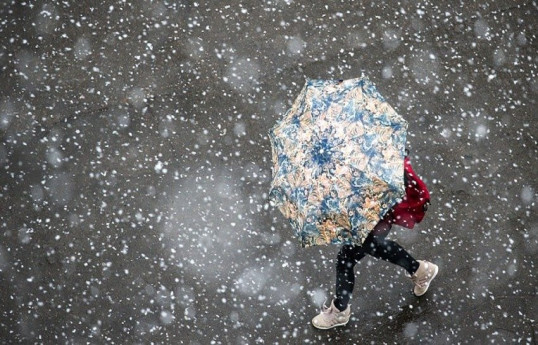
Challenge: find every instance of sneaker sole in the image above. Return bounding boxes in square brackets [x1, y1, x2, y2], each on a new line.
[312, 319, 350, 330]
[414, 264, 439, 297]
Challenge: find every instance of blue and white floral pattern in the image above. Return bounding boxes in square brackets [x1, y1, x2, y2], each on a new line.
[269, 77, 408, 247]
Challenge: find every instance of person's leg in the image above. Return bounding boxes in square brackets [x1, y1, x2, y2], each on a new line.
[334, 244, 365, 311]
[312, 244, 358, 329]
[333, 218, 421, 312]
[363, 219, 420, 275]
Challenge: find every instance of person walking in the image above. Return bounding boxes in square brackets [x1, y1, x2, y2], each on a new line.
[312, 156, 439, 330]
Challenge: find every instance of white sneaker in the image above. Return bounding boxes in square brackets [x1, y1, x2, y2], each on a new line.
[411, 260, 439, 296]
[311, 299, 351, 329]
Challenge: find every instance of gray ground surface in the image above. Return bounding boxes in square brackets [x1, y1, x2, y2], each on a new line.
[0, 0, 537, 344]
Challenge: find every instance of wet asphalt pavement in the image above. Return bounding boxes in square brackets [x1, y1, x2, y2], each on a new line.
[0, 1, 537, 344]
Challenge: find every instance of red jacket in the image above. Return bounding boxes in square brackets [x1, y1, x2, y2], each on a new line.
[389, 157, 430, 229]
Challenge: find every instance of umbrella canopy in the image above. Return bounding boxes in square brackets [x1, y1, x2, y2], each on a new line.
[269, 77, 408, 247]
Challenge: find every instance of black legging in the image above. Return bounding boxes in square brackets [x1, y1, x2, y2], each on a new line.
[334, 219, 420, 311]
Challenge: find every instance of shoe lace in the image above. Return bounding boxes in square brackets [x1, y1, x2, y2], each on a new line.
[412, 273, 430, 287]
[319, 298, 332, 314]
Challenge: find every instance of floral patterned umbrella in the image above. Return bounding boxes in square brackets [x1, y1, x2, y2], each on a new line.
[269, 77, 408, 247]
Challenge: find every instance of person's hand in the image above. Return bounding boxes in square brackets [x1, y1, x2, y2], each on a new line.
[423, 201, 430, 212]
